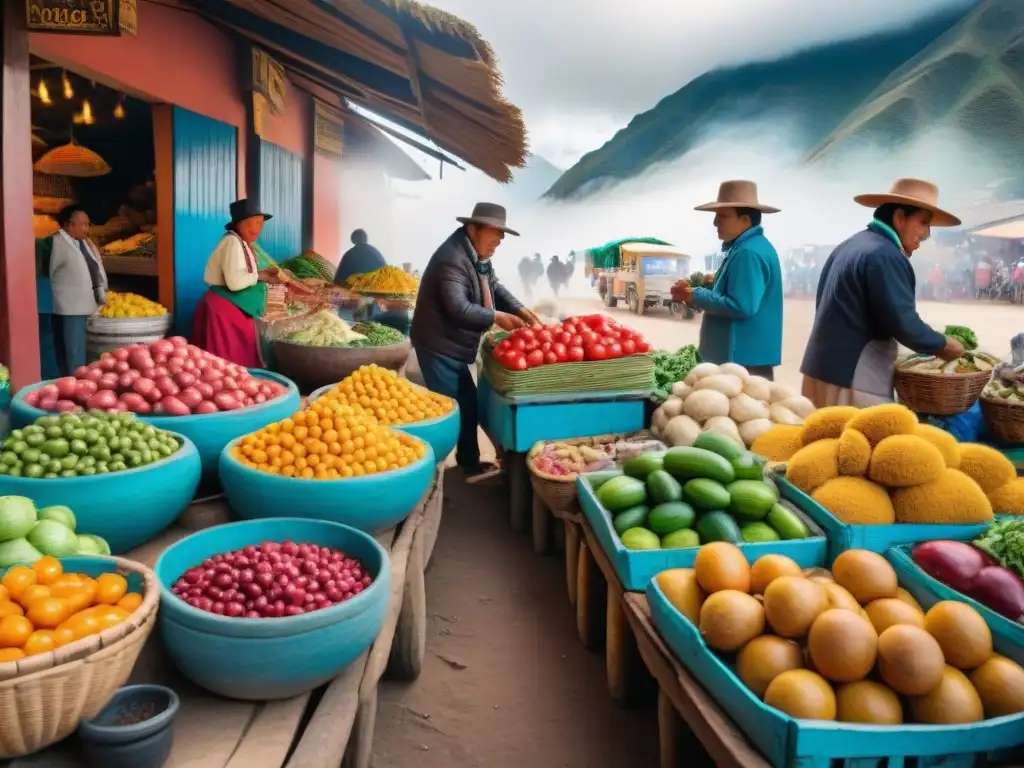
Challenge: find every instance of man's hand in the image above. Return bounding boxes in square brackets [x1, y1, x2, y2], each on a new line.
[937, 336, 966, 361]
[494, 311, 525, 331]
[518, 308, 542, 326]
[674, 283, 694, 304]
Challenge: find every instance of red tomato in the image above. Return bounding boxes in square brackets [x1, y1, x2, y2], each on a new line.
[506, 351, 528, 370]
[635, 341, 651, 353]
[541, 341, 552, 352]
[497, 339, 512, 352]
[552, 342, 567, 361]
[544, 351, 558, 365]
[608, 342, 623, 358]
[586, 344, 608, 361]
[556, 331, 572, 345]
[581, 330, 599, 345]
[621, 339, 637, 355]
[510, 337, 527, 352]
[491, 348, 504, 361]
[538, 330, 553, 343]
[601, 336, 617, 347]
[567, 346, 585, 362]
[562, 323, 578, 337]
[519, 328, 536, 342]
[525, 349, 545, 368]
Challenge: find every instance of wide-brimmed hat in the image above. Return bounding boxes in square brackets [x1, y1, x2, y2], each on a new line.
[853, 178, 960, 227]
[695, 180, 780, 213]
[225, 198, 272, 230]
[456, 202, 519, 236]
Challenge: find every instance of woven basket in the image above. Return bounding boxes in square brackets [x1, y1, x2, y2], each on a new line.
[34, 141, 111, 178]
[32, 214, 60, 240]
[528, 434, 623, 514]
[894, 369, 991, 416]
[32, 196, 74, 216]
[980, 396, 1024, 444]
[0, 556, 159, 758]
[32, 171, 74, 198]
[482, 353, 655, 396]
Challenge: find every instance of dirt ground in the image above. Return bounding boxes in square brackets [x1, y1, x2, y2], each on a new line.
[371, 295, 1021, 767]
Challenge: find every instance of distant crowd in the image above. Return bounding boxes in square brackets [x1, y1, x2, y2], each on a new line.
[518, 252, 576, 301]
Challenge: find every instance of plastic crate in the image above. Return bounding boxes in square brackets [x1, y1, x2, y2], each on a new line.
[647, 579, 1024, 768]
[887, 543, 1024, 666]
[576, 475, 828, 591]
[775, 475, 991, 564]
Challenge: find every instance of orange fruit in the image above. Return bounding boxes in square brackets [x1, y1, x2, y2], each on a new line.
[807, 609, 878, 683]
[863, 598, 924, 634]
[117, 593, 144, 613]
[835, 680, 903, 724]
[53, 626, 76, 648]
[94, 573, 128, 605]
[93, 606, 130, 631]
[909, 666, 984, 724]
[62, 610, 101, 640]
[19, 584, 52, 606]
[0, 600, 25, 618]
[736, 635, 804, 698]
[698, 590, 765, 652]
[831, 550, 898, 605]
[26, 597, 71, 630]
[32, 556, 63, 586]
[2, 566, 37, 601]
[923, 601, 992, 670]
[749, 554, 802, 595]
[0, 584, 9, 601]
[877, 624, 946, 695]
[0, 615, 34, 648]
[969, 655, 1024, 718]
[0, 647, 25, 662]
[22, 630, 56, 656]
[764, 577, 829, 638]
[694, 542, 751, 594]
[764, 670, 837, 720]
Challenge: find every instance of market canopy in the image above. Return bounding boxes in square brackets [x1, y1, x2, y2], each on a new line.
[189, 0, 526, 182]
[587, 237, 673, 269]
[973, 217, 1024, 240]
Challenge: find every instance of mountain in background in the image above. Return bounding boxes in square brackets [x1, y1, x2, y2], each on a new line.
[506, 153, 563, 202]
[543, 5, 973, 200]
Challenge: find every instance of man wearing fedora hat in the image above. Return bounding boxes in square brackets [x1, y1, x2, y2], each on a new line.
[192, 198, 279, 367]
[411, 203, 540, 475]
[801, 178, 965, 408]
[675, 181, 784, 379]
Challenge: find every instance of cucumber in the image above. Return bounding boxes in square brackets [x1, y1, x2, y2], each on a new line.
[586, 468, 624, 490]
[647, 501, 696, 535]
[727, 480, 778, 522]
[621, 528, 661, 550]
[731, 451, 765, 481]
[597, 475, 648, 513]
[695, 510, 742, 543]
[683, 478, 731, 511]
[622, 451, 666, 479]
[661, 528, 700, 549]
[740, 521, 781, 543]
[766, 502, 812, 540]
[663, 446, 736, 485]
[613, 505, 650, 535]
[693, 432, 746, 461]
[647, 469, 683, 505]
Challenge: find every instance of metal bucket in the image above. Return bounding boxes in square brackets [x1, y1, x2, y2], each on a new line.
[86, 314, 173, 361]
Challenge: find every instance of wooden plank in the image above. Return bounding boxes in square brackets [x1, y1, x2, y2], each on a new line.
[622, 593, 769, 768]
[224, 694, 311, 768]
[493, 388, 652, 406]
[166, 688, 257, 768]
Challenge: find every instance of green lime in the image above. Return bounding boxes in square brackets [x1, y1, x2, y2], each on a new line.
[20, 448, 40, 464]
[37, 415, 59, 428]
[70, 439, 88, 456]
[661, 528, 701, 549]
[24, 464, 44, 479]
[41, 438, 70, 458]
[59, 469, 77, 478]
[79, 467, 96, 476]
[89, 444, 111, 461]
[100, 426, 117, 441]
[0, 452, 17, 466]
[70, 428, 87, 440]
[25, 432, 46, 448]
[61, 454, 79, 470]
[9, 440, 28, 454]
[45, 426, 63, 439]
[620, 527, 661, 550]
[23, 425, 44, 435]
[8, 429, 23, 441]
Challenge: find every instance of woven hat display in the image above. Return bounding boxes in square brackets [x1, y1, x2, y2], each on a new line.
[32, 170, 75, 198]
[32, 195, 74, 215]
[34, 139, 111, 178]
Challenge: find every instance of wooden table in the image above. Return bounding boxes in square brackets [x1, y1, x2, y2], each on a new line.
[7, 469, 445, 768]
[622, 593, 770, 768]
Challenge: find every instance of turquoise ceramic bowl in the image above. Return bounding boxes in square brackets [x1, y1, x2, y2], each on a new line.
[218, 435, 435, 533]
[0, 432, 200, 554]
[154, 518, 390, 700]
[11, 370, 300, 480]
[308, 382, 459, 462]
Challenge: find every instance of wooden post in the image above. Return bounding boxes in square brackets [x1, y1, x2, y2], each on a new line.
[531, 493, 550, 554]
[152, 104, 176, 313]
[658, 689, 681, 768]
[575, 538, 605, 649]
[0, 0, 39, 389]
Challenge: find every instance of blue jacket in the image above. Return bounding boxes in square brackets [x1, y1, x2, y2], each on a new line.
[692, 225, 783, 367]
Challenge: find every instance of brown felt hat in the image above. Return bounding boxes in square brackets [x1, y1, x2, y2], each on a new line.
[854, 178, 961, 227]
[694, 180, 779, 213]
[456, 202, 520, 236]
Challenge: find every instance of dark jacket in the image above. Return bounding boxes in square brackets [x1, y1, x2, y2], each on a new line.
[334, 243, 386, 285]
[801, 225, 945, 393]
[410, 229, 524, 363]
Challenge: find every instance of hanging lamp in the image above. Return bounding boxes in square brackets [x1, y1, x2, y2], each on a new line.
[34, 128, 111, 178]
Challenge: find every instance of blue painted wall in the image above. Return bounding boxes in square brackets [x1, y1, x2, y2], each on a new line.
[258, 141, 303, 262]
[172, 107, 237, 337]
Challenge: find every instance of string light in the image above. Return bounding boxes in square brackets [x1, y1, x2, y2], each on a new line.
[62, 70, 73, 100]
[36, 78, 52, 105]
[113, 97, 125, 119]
[73, 99, 94, 126]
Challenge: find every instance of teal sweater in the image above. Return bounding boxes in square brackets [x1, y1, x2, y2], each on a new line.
[691, 225, 783, 367]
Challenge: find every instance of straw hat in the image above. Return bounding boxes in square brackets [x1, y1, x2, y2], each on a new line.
[694, 180, 779, 213]
[854, 178, 961, 227]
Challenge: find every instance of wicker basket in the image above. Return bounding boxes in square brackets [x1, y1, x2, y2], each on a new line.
[980, 396, 1024, 444]
[894, 369, 991, 416]
[34, 141, 111, 178]
[528, 434, 623, 514]
[32, 171, 74, 198]
[0, 556, 160, 758]
[32, 195, 75, 215]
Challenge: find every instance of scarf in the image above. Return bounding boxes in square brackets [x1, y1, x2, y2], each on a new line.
[464, 234, 494, 309]
[868, 219, 906, 255]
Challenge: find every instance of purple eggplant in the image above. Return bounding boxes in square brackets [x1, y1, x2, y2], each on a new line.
[912, 540, 986, 593]
[969, 566, 1024, 622]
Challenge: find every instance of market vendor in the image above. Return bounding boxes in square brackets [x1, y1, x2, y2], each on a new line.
[801, 178, 965, 408]
[42, 204, 109, 376]
[674, 181, 783, 380]
[411, 203, 540, 476]
[192, 199, 279, 368]
[333, 229, 385, 286]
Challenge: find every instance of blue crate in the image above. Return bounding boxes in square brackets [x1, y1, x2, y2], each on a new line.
[647, 578, 1024, 768]
[887, 543, 1024, 666]
[775, 475, 991, 564]
[576, 475, 829, 592]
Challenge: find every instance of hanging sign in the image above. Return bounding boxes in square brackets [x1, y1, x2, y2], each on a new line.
[252, 48, 286, 116]
[314, 101, 344, 159]
[26, 0, 137, 36]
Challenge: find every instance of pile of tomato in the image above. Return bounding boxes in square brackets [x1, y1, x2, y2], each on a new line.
[491, 314, 651, 370]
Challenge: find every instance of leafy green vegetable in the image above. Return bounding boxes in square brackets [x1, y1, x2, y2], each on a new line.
[0, 496, 38, 542]
[944, 324, 978, 351]
[688, 272, 706, 287]
[974, 517, 1024, 577]
[0, 538, 43, 568]
[27, 519, 79, 557]
[0, 363, 8, 383]
[652, 345, 700, 397]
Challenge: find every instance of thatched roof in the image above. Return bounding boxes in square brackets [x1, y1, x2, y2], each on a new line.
[192, 0, 526, 182]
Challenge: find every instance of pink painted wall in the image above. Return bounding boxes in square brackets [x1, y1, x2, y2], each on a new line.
[260, 86, 309, 157]
[312, 151, 344, 263]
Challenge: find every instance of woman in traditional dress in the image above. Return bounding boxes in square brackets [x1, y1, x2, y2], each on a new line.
[192, 199, 278, 367]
